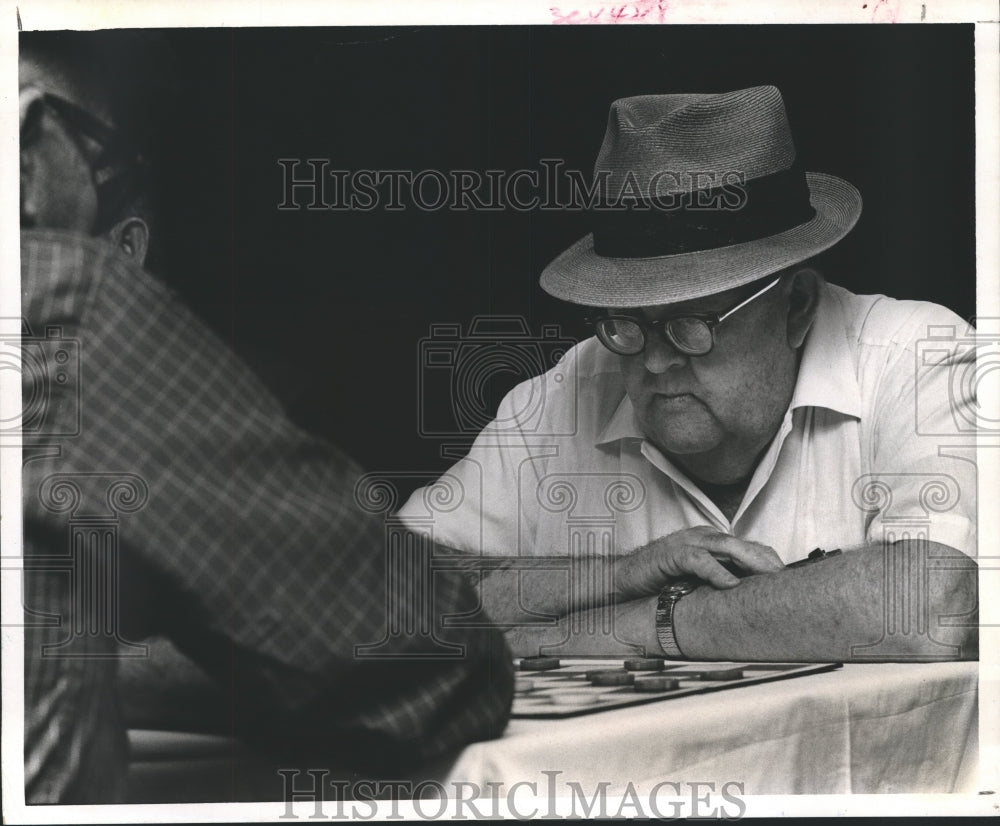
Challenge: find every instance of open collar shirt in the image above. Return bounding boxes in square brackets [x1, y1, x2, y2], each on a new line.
[400, 283, 977, 564]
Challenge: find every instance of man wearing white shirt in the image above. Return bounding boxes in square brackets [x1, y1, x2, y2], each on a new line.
[400, 86, 978, 663]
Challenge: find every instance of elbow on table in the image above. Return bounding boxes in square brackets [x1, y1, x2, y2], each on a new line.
[891, 544, 979, 662]
[934, 549, 979, 661]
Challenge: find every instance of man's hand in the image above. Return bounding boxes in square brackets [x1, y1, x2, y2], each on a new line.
[477, 527, 784, 625]
[615, 526, 785, 599]
[508, 541, 979, 662]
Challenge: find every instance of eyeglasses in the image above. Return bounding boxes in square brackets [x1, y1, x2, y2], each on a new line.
[20, 91, 146, 234]
[587, 277, 781, 357]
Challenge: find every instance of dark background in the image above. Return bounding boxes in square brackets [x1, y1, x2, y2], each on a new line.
[134, 26, 975, 487]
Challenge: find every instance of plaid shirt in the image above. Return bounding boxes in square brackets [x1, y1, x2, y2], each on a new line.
[21, 230, 513, 804]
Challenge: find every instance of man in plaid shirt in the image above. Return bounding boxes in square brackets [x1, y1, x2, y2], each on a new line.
[19, 32, 512, 804]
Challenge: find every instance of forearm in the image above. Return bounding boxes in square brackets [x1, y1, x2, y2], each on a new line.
[679, 541, 978, 662]
[478, 556, 621, 624]
[504, 594, 660, 658]
[159, 544, 515, 766]
[475, 524, 780, 624]
[168, 630, 514, 772]
[505, 541, 978, 662]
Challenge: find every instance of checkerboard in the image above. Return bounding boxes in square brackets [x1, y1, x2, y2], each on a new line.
[513, 657, 841, 718]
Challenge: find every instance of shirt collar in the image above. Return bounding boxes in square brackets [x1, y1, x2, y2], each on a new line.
[21, 228, 124, 287]
[787, 282, 862, 418]
[595, 391, 642, 447]
[594, 282, 862, 448]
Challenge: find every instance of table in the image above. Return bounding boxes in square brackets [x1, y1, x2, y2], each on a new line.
[446, 662, 979, 795]
[126, 662, 978, 802]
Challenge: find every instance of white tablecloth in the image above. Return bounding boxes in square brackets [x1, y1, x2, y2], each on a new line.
[447, 662, 979, 795]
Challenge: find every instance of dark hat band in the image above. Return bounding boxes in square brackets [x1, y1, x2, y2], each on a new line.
[591, 165, 816, 258]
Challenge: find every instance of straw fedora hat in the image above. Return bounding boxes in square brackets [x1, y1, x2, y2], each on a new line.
[539, 86, 862, 307]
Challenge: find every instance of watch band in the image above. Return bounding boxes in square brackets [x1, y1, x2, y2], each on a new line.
[655, 578, 698, 659]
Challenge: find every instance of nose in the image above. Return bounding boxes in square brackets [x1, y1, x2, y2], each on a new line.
[641, 333, 688, 374]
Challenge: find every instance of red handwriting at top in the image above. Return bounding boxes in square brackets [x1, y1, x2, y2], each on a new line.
[865, 0, 901, 22]
[551, 1, 671, 24]
[553, 0, 908, 25]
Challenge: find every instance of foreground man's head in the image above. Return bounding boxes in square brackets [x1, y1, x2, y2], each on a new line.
[19, 32, 166, 265]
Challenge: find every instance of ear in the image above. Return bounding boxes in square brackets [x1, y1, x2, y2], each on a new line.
[106, 216, 150, 267]
[782, 266, 823, 349]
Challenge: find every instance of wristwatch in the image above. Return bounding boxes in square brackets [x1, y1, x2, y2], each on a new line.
[655, 578, 698, 659]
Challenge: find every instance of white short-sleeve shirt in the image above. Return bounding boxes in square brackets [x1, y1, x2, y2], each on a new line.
[399, 284, 978, 563]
